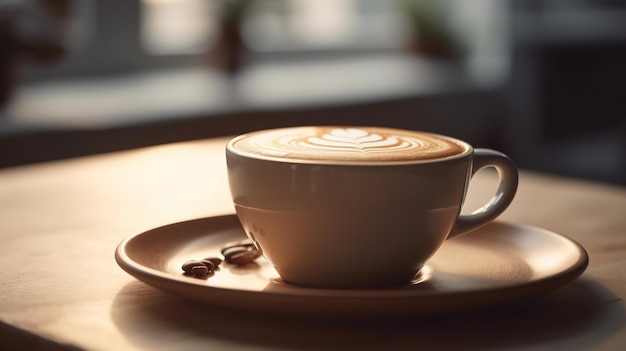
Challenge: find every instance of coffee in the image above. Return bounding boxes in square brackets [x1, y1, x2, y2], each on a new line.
[229, 126, 469, 163]
[226, 126, 518, 288]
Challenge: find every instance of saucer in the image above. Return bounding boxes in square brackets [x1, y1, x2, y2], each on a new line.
[115, 215, 588, 317]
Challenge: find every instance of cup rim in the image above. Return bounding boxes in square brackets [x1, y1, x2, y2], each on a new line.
[226, 126, 473, 166]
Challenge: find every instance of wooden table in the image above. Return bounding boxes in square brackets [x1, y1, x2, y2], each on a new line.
[1, 137, 625, 350]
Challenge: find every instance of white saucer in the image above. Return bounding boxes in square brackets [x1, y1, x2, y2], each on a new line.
[115, 215, 588, 317]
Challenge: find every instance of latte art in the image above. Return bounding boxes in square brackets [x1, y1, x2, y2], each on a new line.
[230, 127, 469, 163]
[304, 128, 409, 151]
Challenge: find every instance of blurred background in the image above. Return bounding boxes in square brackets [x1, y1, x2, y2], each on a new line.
[0, 0, 624, 185]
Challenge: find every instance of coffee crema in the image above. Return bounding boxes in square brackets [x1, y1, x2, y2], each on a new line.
[229, 126, 469, 163]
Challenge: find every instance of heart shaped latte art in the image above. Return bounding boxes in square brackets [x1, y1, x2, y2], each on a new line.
[304, 128, 406, 150]
[232, 127, 468, 162]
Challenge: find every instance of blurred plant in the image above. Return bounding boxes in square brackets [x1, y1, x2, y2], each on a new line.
[211, 0, 255, 74]
[220, 0, 255, 20]
[399, 0, 464, 59]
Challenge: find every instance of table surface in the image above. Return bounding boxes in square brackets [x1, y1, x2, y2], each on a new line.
[1, 137, 625, 351]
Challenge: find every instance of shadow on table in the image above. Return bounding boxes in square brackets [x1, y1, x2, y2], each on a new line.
[111, 278, 623, 350]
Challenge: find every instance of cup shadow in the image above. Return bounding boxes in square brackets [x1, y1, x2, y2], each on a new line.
[111, 278, 623, 350]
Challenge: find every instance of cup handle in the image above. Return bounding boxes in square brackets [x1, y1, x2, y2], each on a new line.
[448, 149, 519, 239]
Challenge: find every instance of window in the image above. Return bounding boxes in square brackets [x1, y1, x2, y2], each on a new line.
[241, 0, 408, 52]
[141, 0, 218, 55]
[16, 0, 508, 84]
[19, 0, 412, 81]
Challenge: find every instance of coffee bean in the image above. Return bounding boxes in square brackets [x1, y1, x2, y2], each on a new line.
[239, 243, 256, 250]
[200, 259, 215, 271]
[221, 241, 261, 266]
[191, 265, 209, 276]
[225, 249, 261, 265]
[182, 260, 205, 274]
[182, 240, 261, 279]
[202, 257, 223, 267]
[221, 241, 255, 256]
[221, 245, 247, 257]
[222, 247, 246, 258]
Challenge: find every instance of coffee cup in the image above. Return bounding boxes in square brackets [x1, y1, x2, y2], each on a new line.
[226, 126, 518, 289]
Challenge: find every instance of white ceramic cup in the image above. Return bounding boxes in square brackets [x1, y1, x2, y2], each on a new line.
[226, 126, 518, 289]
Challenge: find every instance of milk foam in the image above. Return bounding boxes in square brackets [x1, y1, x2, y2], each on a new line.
[231, 127, 469, 162]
